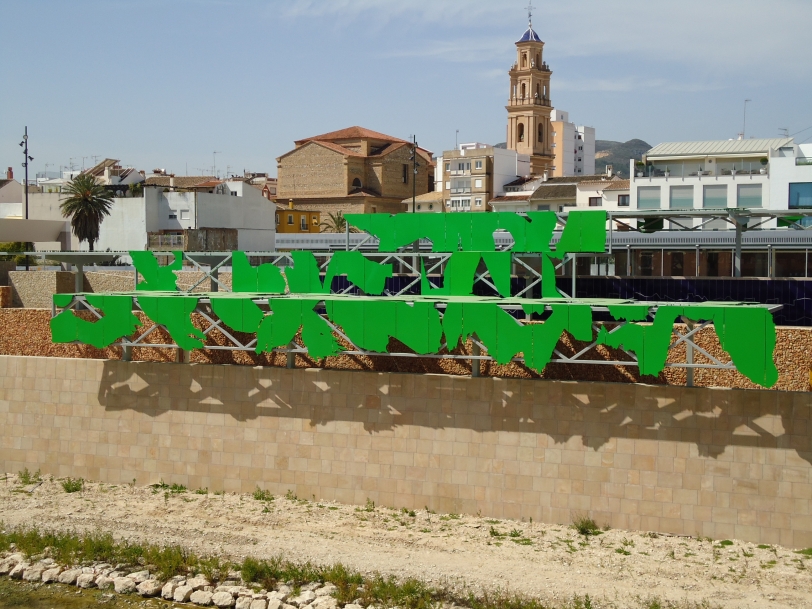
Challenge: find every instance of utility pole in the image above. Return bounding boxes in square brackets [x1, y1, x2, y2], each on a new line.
[410, 135, 420, 213]
[20, 127, 33, 270]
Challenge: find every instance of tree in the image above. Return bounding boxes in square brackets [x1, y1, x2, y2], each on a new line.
[320, 211, 353, 233]
[59, 174, 114, 251]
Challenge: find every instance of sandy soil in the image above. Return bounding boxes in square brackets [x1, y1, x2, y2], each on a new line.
[3, 477, 812, 608]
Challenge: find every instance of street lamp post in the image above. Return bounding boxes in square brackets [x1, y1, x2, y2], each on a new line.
[20, 126, 33, 270]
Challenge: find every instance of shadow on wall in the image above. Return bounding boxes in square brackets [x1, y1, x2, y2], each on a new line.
[97, 359, 812, 465]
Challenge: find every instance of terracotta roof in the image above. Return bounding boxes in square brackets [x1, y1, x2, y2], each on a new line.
[530, 184, 577, 200]
[401, 191, 444, 204]
[348, 187, 381, 197]
[296, 126, 411, 146]
[603, 180, 630, 191]
[144, 176, 216, 188]
[312, 140, 365, 157]
[504, 176, 538, 188]
[491, 194, 531, 203]
[193, 180, 223, 188]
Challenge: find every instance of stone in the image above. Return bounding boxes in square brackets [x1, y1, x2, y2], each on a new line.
[266, 600, 282, 609]
[301, 583, 321, 592]
[212, 591, 236, 607]
[0, 554, 23, 576]
[114, 577, 137, 594]
[311, 598, 337, 609]
[41, 567, 62, 583]
[137, 579, 163, 597]
[276, 585, 292, 597]
[58, 569, 81, 585]
[288, 590, 316, 607]
[187, 576, 211, 591]
[174, 585, 194, 602]
[22, 565, 46, 582]
[162, 580, 180, 599]
[282, 605, 297, 609]
[343, 605, 364, 609]
[95, 575, 114, 589]
[128, 570, 150, 583]
[315, 584, 337, 597]
[76, 573, 98, 588]
[81, 567, 95, 574]
[268, 591, 288, 602]
[250, 600, 267, 609]
[235, 597, 253, 609]
[9, 563, 28, 579]
[191, 590, 214, 605]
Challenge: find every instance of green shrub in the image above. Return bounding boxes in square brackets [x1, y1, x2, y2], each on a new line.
[571, 514, 601, 536]
[18, 468, 41, 485]
[252, 487, 274, 502]
[61, 478, 84, 493]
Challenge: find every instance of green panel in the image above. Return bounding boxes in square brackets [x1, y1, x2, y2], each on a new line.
[435, 252, 482, 296]
[300, 303, 342, 359]
[325, 300, 369, 350]
[131, 251, 182, 291]
[712, 306, 777, 388]
[255, 299, 302, 353]
[325, 251, 393, 295]
[481, 252, 512, 298]
[607, 304, 651, 322]
[210, 297, 265, 333]
[496, 212, 529, 252]
[420, 215, 448, 251]
[393, 214, 423, 249]
[525, 211, 557, 253]
[554, 211, 607, 256]
[492, 306, 528, 364]
[599, 305, 683, 377]
[461, 303, 499, 360]
[522, 304, 567, 371]
[443, 214, 473, 251]
[364, 299, 397, 352]
[138, 295, 205, 350]
[50, 295, 141, 348]
[567, 304, 594, 342]
[285, 251, 327, 294]
[470, 215, 500, 251]
[394, 301, 442, 354]
[346, 214, 398, 251]
[54, 294, 73, 308]
[540, 254, 560, 298]
[50, 309, 79, 344]
[232, 251, 285, 293]
[442, 302, 464, 350]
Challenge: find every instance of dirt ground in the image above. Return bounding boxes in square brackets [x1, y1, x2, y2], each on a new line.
[3, 477, 812, 609]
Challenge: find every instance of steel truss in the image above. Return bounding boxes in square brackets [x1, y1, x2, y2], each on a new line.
[57, 293, 774, 382]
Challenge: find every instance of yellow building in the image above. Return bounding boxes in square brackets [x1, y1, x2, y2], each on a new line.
[274, 203, 321, 234]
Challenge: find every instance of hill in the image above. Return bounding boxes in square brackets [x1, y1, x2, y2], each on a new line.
[595, 139, 651, 177]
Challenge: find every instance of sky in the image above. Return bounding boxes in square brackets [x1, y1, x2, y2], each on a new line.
[2, 0, 812, 179]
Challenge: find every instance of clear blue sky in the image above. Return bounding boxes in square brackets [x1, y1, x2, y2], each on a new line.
[2, 0, 811, 179]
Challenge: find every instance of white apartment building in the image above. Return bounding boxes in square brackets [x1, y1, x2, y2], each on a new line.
[551, 109, 596, 177]
[629, 138, 812, 227]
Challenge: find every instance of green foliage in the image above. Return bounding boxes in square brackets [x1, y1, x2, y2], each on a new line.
[59, 174, 114, 251]
[150, 480, 186, 494]
[0, 242, 33, 265]
[717, 540, 734, 547]
[252, 487, 273, 502]
[60, 478, 84, 493]
[320, 211, 352, 234]
[571, 514, 601, 537]
[795, 548, 812, 556]
[195, 487, 208, 495]
[17, 468, 41, 485]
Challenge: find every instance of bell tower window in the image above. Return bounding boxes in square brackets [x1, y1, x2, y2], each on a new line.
[521, 83, 526, 98]
[536, 53, 541, 68]
[352, 178, 362, 189]
[538, 124, 544, 143]
[518, 123, 525, 142]
[522, 53, 527, 68]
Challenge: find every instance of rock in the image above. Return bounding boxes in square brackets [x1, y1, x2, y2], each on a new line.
[128, 570, 150, 583]
[191, 590, 214, 605]
[76, 573, 97, 588]
[268, 591, 288, 602]
[187, 577, 211, 591]
[288, 590, 316, 607]
[301, 583, 321, 592]
[81, 567, 95, 574]
[315, 584, 337, 597]
[22, 565, 46, 581]
[343, 605, 364, 609]
[311, 598, 337, 609]
[0, 554, 23, 575]
[58, 569, 81, 585]
[95, 575, 114, 589]
[235, 597, 253, 609]
[267, 600, 282, 609]
[9, 563, 28, 579]
[114, 577, 137, 594]
[212, 591, 236, 607]
[137, 579, 163, 597]
[41, 567, 62, 583]
[174, 585, 194, 602]
[250, 600, 267, 609]
[282, 605, 297, 609]
[162, 581, 180, 599]
[276, 585, 292, 597]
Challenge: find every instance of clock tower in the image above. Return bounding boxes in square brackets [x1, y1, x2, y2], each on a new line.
[506, 5, 554, 175]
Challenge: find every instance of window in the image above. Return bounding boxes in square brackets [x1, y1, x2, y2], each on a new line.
[637, 186, 660, 210]
[466, 162, 471, 171]
[352, 177, 362, 189]
[287, 214, 294, 225]
[180, 210, 190, 220]
[428, 204, 433, 210]
[670, 185, 693, 209]
[312, 215, 318, 225]
[445, 181, 450, 189]
[474, 179, 482, 188]
[617, 194, 630, 207]
[458, 163, 465, 171]
[522, 53, 527, 67]
[231, 191, 237, 196]
[475, 160, 482, 170]
[521, 83, 526, 98]
[738, 183, 762, 208]
[275, 213, 280, 225]
[417, 204, 421, 210]
[671, 252, 685, 276]
[300, 216, 307, 230]
[703, 184, 727, 209]
[475, 198, 482, 207]
[402, 164, 409, 184]
[168, 213, 177, 219]
[445, 163, 450, 171]
[538, 124, 543, 143]
[789, 183, 812, 208]
[517, 123, 525, 142]
[588, 197, 602, 207]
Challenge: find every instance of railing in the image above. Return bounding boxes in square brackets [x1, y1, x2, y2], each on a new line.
[508, 97, 551, 107]
[148, 234, 184, 249]
[450, 188, 471, 194]
[636, 165, 769, 178]
[796, 158, 812, 166]
[449, 170, 470, 176]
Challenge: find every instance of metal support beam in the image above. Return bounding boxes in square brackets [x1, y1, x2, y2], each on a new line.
[122, 345, 132, 362]
[471, 337, 481, 378]
[571, 254, 577, 298]
[286, 342, 296, 369]
[210, 267, 219, 293]
[734, 219, 743, 277]
[74, 263, 84, 294]
[175, 348, 189, 363]
[685, 320, 694, 387]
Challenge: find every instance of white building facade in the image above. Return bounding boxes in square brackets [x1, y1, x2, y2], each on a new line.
[551, 109, 596, 177]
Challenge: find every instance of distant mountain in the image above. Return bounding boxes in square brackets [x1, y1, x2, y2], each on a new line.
[493, 142, 507, 149]
[595, 139, 651, 177]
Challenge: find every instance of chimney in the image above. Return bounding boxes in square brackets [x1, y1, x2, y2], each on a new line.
[606, 164, 613, 177]
[542, 171, 548, 182]
[5, 167, 12, 180]
[169, 174, 176, 190]
[288, 199, 294, 209]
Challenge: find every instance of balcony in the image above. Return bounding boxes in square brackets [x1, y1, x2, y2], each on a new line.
[507, 96, 551, 108]
[449, 170, 471, 176]
[450, 187, 472, 195]
[149, 233, 184, 249]
[635, 162, 769, 179]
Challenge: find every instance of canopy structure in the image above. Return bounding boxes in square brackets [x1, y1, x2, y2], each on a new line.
[0, 218, 64, 242]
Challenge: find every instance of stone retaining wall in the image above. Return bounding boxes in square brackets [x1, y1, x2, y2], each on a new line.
[2, 354, 812, 546]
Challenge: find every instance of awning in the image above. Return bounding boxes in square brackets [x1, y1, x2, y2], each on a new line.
[0, 218, 66, 242]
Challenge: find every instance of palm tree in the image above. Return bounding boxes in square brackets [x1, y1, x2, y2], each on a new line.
[320, 211, 352, 233]
[59, 174, 114, 251]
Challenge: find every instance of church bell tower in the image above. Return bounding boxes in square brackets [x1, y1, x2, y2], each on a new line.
[506, 4, 554, 175]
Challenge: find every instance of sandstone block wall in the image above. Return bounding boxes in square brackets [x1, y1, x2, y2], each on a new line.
[2, 354, 812, 547]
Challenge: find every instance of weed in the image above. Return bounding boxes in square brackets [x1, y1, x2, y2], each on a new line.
[717, 539, 734, 547]
[17, 468, 41, 485]
[795, 548, 812, 556]
[364, 498, 375, 512]
[400, 508, 416, 518]
[621, 537, 634, 547]
[151, 480, 186, 494]
[510, 538, 533, 546]
[615, 548, 631, 556]
[284, 490, 298, 501]
[252, 487, 274, 502]
[509, 529, 523, 538]
[571, 514, 601, 537]
[761, 560, 777, 569]
[485, 519, 500, 524]
[195, 488, 209, 495]
[667, 550, 676, 559]
[757, 544, 772, 550]
[447, 513, 461, 520]
[61, 478, 84, 493]
[742, 550, 753, 557]
[489, 527, 504, 538]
